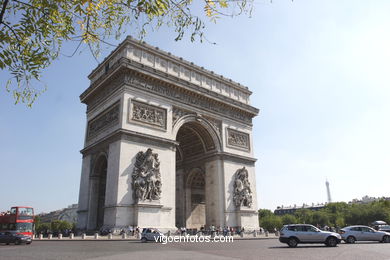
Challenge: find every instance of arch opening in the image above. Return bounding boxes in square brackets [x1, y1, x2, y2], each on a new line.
[175, 121, 217, 231]
[93, 155, 107, 230]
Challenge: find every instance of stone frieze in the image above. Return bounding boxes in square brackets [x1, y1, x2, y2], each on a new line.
[131, 100, 167, 130]
[125, 72, 253, 124]
[227, 128, 250, 151]
[87, 103, 120, 139]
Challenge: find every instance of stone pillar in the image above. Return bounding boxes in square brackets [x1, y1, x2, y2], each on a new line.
[102, 141, 121, 227]
[77, 154, 92, 230]
[175, 168, 185, 228]
[86, 176, 99, 230]
[205, 158, 225, 228]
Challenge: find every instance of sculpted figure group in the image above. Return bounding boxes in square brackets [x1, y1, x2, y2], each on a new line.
[233, 167, 253, 208]
[132, 148, 162, 202]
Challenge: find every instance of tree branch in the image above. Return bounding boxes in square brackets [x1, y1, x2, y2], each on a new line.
[0, 21, 20, 44]
[0, 0, 9, 24]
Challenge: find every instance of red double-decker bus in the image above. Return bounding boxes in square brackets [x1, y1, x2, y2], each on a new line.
[0, 207, 34, 237]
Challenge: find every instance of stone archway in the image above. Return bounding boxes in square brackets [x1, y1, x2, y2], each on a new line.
[185, 168, 205, 229]
[88, 154, 107, 230]
[175, 118, 220, 230]
[77, 38, 260, 233]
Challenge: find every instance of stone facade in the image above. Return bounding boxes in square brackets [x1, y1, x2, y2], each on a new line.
[77, 37, 260, 232]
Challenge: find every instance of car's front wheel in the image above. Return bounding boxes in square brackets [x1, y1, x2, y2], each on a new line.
[383, 235, 390, 243]
[287, 237, 298, 248]
[326, 237, 338, 247]
[14, 240, 21, 245]
[346, 236, 356, 244]
[141, 237, 147, 243]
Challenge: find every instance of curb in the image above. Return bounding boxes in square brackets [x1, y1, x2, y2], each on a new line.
[32, 236, 279, 242]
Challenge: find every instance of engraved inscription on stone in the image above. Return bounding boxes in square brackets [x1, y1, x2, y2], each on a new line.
[227, 128, 250, 150]
[87, 103, 120, 138]
[233, 167, 252, 208]
[131, 100, 167, 129]
[132, 148, 162, 202]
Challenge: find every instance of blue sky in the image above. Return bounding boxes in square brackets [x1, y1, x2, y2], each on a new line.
[1, 0, 389, 213]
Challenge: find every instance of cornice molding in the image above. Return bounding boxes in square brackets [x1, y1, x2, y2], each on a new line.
[88, 36, 252, 97]
[80, 128, 178, 155]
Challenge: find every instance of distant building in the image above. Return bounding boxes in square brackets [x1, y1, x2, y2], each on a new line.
[348, 196, 390, 205]
[38, 204, 78, 223]
[274, 196, 390, 215]
[274, 203, 326, 215]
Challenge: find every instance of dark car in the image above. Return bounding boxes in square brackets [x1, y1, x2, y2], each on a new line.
[0, 231, 32, 245]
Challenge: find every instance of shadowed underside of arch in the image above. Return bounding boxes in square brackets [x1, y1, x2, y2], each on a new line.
[94, 155, 107, 230]
[176, 122, 215, 162]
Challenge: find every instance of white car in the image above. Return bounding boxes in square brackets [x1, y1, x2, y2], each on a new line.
[279, 224, 341, 247]
[340, 225, 390, 243]
[140, 228, 164, 242]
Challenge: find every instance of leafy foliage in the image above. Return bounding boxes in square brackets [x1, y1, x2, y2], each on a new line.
[0, 0, 253, 106]
[258, 200, 390, 231]
[34, 218, 74, 233]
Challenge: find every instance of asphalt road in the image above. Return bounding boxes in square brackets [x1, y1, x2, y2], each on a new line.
[1, 239, 390, 260]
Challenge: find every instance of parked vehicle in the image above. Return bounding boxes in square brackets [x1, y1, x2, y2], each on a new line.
[378, 225, 390, 233]
[0, 231, 32, 245]
[340, 225, 390, 243]
[140, 228, 164, 242]
[372, 220, 388, 231]
[279, 224, 341, 248]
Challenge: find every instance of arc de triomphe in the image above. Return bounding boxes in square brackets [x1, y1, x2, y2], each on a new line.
[77, 37, 259, 232]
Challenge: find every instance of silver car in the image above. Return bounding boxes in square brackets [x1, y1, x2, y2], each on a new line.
[140, 228, 164, 242]
[279, 224, 341, 247]
[340, 225, 390, 243]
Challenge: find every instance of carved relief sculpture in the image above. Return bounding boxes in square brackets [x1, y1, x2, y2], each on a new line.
[126, 72, 254, 124]
[204, 116, 222, 135]
[131, 100, 167, 129]
[233, 167, 252, 208]
[227, 128, 250, 151]
[132, 148, 162, 202]
[172, 106, 194, 125]
[87, 103, 120, 139]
